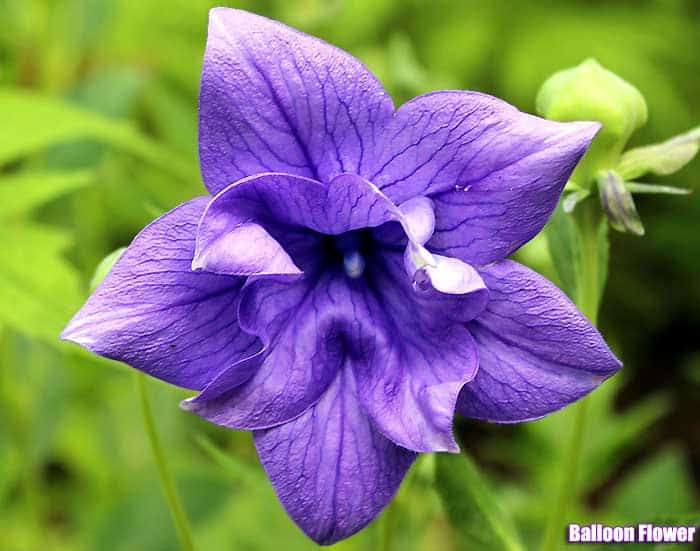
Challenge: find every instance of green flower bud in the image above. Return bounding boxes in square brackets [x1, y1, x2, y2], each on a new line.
[536, 59, 648, 187]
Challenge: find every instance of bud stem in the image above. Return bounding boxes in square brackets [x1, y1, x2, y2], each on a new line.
[576, 201, 603, 325]
[541, 201, 604, 551]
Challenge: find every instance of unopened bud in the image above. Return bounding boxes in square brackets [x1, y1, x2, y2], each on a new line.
[597, 170, 644, 236]
[537, 59, 647, 186]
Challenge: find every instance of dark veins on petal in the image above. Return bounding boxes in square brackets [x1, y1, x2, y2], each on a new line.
[457, 260, 621, 422]
[199, 8, 394, 195]
[63, 8, 614, 547]
[254, 367, 416, 545]
[62, 198, 260, 390]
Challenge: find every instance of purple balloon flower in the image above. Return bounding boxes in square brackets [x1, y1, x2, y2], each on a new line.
[62, 8, 621, 545]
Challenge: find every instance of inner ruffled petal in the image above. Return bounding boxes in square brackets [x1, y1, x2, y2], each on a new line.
[186, 251, 481, 453]
[193, 220, 302, 276]
[193, 172, 405, 277]
[398, 196, 435, 245]
[192, 170, 489, 322]
[402, 246, 490, 322]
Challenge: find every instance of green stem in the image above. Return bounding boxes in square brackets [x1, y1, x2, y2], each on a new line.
[541, 202, 604, 551]
[380, 454, 428, 551]
[576, 201, 603, 325]
[540, 400, 590, 551]
[136, 373, 195, 551]
[380, 497, 398, 551]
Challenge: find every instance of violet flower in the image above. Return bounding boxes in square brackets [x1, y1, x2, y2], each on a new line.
[62, 8, 621, 545]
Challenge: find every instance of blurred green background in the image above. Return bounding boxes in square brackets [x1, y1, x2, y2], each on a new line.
[1, 0, 698, 549]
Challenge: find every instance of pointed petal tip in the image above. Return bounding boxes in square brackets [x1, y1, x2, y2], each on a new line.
[588, 363, 621, 389]
[608, 354, 624, 373]
[545, 119, 603, 151]
[190, 255, 204, 272]
[179, 397, 197, 411]
[383, 431, 461, 454]
[59, 322, 74, 342]
[207, 6, 267, 34]
[208, 6, 228, 16]
[585, 119, 604, 139]
[439, 438, 461, 454]
[586, 119, 604, 132]
[596, 336, 623, 375]
[394, 426, 460, 454]
[560, 119, 603, 144]
[59, 319, 90, 348]
[208, 6, 242, 24]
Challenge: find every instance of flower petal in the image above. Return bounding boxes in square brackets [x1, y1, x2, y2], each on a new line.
[398, 197, 435, 244]
[184, 272, 351, 429]
[192, 220, 303, 276]
[423, 255, 486, 295]
[457, 260, 621, 422]
[401, 248, 490, 323]
[254, 368, 416, 545]
[61, 198, 259, 390]
[193, 172, 404, 276]
[371, 91, 600, 264]
[199, 8, 394, 194]
[408, 252, 488, 298]
[188, 247, 483, 448]
[352, 253, 481, 452]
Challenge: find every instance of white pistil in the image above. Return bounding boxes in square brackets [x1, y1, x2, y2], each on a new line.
[343, 250, 366, 278]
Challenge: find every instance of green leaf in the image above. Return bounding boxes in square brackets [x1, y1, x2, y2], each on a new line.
[89, 247, 126, 291]
[435, 452, 525, 551]
[386, 33, 431, 97]
[195, 435, 266, 489]
[545, 203, 583, 302]
[0, 88, 199, 183]
[0, 171, 93, 219]
[524, 378, 670, 496]
[626, 182, 691, 195]
[597, 170, 645, 236]
[606, 448, 697, 518]
[617, 126, 700, 180]
[0, 223, 82, 342]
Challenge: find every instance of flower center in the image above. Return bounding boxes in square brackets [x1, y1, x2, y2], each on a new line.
[343, 250, 365, 279]
[321, 230, 371, 279]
